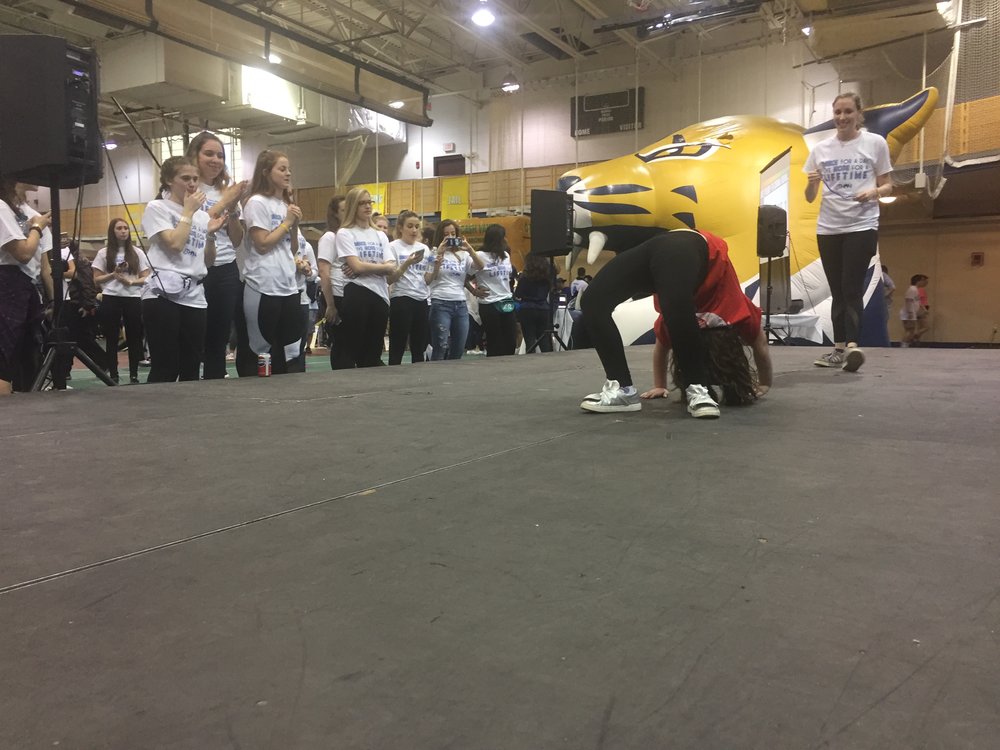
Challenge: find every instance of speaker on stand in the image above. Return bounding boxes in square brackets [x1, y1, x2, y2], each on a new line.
[0, 34, 112, 390]
[757, 205, 789, 345]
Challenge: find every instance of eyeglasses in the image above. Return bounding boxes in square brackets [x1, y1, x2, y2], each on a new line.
[358, 200, 373, 206]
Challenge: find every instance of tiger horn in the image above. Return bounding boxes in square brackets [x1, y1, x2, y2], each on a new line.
[587, 231, 607, 265]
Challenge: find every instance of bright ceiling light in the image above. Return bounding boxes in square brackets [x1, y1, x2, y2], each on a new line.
[802, 25, 812, 36]
[103, 140, 118, 151]
[500, 71, 520, 93]
[268, 53, 282, 64]
[389, 100, 405, 109]
[472, 1, 495, 27]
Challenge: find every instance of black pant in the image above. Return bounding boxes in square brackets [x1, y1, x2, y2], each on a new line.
[99, 295, 143, 380]
[141, 297, 207, 382]
[582, 231, 708, 388]
[479, 302, 518, 357]
[340, 284, 389, 368]
[327, 295, 354, 370]
[817, 230, 877, 345]
[388, 295, 430, 365]
[518, 307, 553, 353]
[243, 288, 305, 376]
[202, 261, 241, 379]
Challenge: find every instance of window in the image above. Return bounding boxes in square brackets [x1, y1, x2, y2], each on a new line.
[155, 130, 243, 183]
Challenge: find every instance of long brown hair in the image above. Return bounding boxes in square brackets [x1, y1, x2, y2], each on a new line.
[433, 219, 460, 248]
[106, 217, 140, 274]
[395, 210, 420, 240]
[249, 149, 291, 202]
[520, 254, 552, 284]
[185, 131, 231, 188]
[156, 156, 197, 200]
[0, 176, 18, 213]
[326, 195, 345, 232]
[670, 327, 758, 405]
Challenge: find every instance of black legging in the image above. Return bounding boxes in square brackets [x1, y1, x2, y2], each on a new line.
[388, 295, 430, 365]
[478, 302, 518, 356]
[328, 294, 353, 370]
[141, 297, 207, 382]
[581, 231, 709, 389]
[202, 260, 241, 379]
[99, 295, 143, 380]
[518, 307, 553, 353]
[817, 230, 877, 345]
[340, 284, 389, 368]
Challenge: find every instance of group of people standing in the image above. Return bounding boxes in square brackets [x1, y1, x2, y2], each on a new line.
[317, 195, 544, 368]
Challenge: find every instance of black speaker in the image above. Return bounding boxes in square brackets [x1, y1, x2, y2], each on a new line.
[530, 189, 574, 256]
[0, 35, 103, 188]
[757, 204, 787, 258]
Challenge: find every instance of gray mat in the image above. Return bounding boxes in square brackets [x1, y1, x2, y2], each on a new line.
[2, 347, 999, 749]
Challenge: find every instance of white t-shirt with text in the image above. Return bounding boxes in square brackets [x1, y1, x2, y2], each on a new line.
[388, 239, 431, 301]
[335, 225, 393, 304]
[200, 183, 242, 266]
[803, 130, 892, 235]
[472, 251, 514, 303]
[316, 230, 346, 298]
[140, 198, 211, 308]
[428, 250, 475, 302]
[243, 194, 299, 297]
[93, 245, 151, 298]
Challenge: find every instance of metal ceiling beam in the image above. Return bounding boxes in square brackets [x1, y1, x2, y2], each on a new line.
[491, 0, 588, 61]
[378, 0, 526, 69]
[315, 0, 483, 77]
[570, 0, 676, 73]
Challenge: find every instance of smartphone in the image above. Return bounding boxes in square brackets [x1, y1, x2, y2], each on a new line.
[446, 236, 461, 247]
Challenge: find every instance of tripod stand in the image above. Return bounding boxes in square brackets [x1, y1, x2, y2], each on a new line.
[525, 257, 570, 353]
[761, 254, 788, 346]
[30, 174, 116, 390]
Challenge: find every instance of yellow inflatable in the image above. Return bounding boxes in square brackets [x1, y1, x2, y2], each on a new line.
[557, 88, 937, 344]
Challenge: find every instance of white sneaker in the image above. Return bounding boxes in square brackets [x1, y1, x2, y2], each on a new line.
[686, 384, 720, 419]
[843, 347, 865, 372]
[814, 350, 846, 368]
[581, 379, 641, 413]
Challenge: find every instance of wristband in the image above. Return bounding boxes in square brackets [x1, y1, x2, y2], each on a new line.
[177, 216, 192, 225]
[28, 225, 43, 236]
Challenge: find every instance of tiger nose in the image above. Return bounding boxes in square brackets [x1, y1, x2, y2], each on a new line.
[557, 175, 581, 192]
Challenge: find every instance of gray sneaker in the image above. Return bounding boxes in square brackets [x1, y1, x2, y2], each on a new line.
[843, 347, 865, 372]
[814, 350, 846, 368]
[686, 384, 720, 419]
[581, 379, 641, 413]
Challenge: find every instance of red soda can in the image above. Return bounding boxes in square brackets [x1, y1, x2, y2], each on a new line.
[257, 353, 272, 377]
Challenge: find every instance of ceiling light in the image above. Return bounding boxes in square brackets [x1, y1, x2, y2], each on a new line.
[389, 100, 405, 109]
[472, 0, 495, 27]
[103, 140, 118, 151]
[500, 71, 520, 93]
[802, 25, 812, 36]
[268, 53, 282, 64]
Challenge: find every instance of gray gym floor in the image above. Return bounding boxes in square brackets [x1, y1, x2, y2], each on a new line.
[2, 346, 998, 749]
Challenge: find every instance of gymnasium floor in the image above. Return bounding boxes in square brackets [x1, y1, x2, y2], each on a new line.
[2, 346, 998, 749]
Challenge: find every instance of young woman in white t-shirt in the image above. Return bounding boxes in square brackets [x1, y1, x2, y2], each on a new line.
[185, 131, 248, 379]
[386, 210, 432, 365]
[334, 187, 397, 368]
[241, 149, 306, 376]
[92, 218, 151, 383]
[140, 156, 224, 383]
[315, 195, 348, 369]
[425, 219, 483, 361]
[471, 224, 518, 357]
[804, 92, 892, 373]
[0, 176, 51, 395]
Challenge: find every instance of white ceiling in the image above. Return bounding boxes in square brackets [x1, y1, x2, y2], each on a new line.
[0, 0, 952, 139]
